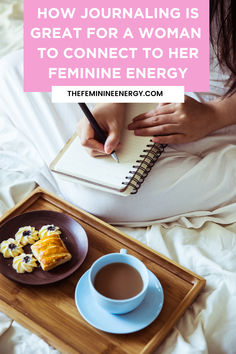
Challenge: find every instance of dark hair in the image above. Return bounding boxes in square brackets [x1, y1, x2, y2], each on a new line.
[210, 0, 236, 95]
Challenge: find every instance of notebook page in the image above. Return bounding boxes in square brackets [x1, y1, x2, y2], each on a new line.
[54, 103, 157, 191]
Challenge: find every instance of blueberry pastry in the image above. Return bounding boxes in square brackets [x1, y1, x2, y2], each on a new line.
[0, 238, 23, 258]
[39, 224, 61, 239]
[13, 253, 38, 273]
[15, 226, 39, 246]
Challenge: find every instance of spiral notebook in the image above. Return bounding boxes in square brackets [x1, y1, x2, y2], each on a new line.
[50, 103, 166, 196]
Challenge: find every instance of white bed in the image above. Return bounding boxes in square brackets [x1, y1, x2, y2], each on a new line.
[1, 1, 236, 353]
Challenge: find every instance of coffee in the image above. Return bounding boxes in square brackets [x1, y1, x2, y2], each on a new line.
[93, 262, 143, 300]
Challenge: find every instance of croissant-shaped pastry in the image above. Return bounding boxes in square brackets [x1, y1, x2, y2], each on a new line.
[31, 234, 72, 271]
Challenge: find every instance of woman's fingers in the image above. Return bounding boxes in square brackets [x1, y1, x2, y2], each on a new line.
[128, 114, 177, 130]
[104, 130, 121, 154]
[78, 122, 105, 154]
[81, 138, 105, 154]
[155, 103, 175, 115]
[77, 104, 126, 157]
[133, 124, 181, 137]
[152, 134, 185, 144]
[77, 118, 122, 156]
[84, 148, 107, 157]
[132, 109, 157, 121]
[132, 103, 175, 122]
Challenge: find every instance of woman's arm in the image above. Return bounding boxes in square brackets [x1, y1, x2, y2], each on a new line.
[128, 94, 236, 144]
[77, 103, 126, 156]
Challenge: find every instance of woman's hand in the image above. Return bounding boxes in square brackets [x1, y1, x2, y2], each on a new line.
[128, 95, 222, 144]
[77, 103, 125, 157]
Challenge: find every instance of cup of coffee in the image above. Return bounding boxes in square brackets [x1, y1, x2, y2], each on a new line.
[89, 249, 149, 314]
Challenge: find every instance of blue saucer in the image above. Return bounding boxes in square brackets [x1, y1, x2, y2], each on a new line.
[75, 269, 164, 334]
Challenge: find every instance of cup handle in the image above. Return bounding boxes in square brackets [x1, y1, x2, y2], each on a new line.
[120, 249, 127, 254]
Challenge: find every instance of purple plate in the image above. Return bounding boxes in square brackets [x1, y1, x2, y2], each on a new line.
[0, 210, 88, 285]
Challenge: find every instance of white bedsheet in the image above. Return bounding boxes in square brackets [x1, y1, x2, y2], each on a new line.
[1, 2, 236, 354]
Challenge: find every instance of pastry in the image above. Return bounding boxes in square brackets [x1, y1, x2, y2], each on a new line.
[15, 226, 39, 246]
[0, 238, 23, 258]
[13, 253, 38, 273]
[31, 234, 72, 271]
[39, 224, 61, 239]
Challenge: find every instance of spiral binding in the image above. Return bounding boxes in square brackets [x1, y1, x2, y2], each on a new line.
[122, 142, 167, 194]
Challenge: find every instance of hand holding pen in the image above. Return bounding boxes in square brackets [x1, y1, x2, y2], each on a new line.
[77, 103, 126, 162]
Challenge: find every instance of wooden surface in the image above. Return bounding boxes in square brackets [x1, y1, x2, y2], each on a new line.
[0, 188, 205, 354]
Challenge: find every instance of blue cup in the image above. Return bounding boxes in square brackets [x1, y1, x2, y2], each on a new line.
[89, 249, 149, 314]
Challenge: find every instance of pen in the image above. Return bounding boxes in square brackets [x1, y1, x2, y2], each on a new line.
[78, 103, 119, 163]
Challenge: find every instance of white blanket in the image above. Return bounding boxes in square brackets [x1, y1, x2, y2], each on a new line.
[1, 2, 236, 354]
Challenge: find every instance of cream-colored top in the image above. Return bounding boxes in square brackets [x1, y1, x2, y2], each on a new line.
[15, 226, 39, 246]
[39, 225, 61, 239]
[13, 253, 38, 273]
[0, 238, 23, 258]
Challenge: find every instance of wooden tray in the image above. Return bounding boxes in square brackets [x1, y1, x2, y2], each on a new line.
[0, 188, 205, 354]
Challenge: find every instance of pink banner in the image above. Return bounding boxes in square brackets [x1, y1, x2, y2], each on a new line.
[24, 0, 209, 92]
